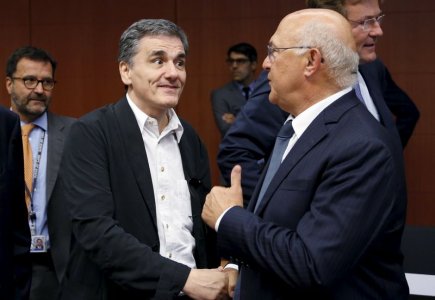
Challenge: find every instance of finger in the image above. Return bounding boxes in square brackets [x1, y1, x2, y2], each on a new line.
[230, 165, 242, 190]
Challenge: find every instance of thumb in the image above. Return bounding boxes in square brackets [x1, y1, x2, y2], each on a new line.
[230, 165, 242, 191]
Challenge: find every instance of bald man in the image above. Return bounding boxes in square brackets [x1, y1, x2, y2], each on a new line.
[203, 9, 408, 299]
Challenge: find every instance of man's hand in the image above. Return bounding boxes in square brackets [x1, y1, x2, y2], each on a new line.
[222, 113, 236, 124]
[202, 165, 243, 229]
[182, 268, 229, 300]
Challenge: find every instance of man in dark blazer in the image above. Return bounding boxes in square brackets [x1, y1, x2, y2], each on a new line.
[217, 0, 419, 202]
[203, 9, 408, 299]
[60, 19, 228, 300]
[6, 46, 75, 299]
[0, 105, 31, 300]
[211, 43, 258, 137]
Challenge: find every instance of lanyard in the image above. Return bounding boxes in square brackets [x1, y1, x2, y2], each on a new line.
[25, 130, 46, 232]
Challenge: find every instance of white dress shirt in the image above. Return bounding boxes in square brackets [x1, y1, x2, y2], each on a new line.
[127, 95, 196, 268]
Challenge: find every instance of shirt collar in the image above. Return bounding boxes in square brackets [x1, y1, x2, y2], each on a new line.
[20, 111, 48, 131]
[285, 87, 352, 139]
[126, 93, 184, 142]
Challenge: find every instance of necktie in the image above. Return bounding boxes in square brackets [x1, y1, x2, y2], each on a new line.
[22, 123, 35, 209]
[354, 81, 365, 104]
[242, 86, 250, 100]
[254, 121, 294, 212]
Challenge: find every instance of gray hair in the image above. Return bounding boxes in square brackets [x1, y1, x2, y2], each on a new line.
[118, 19, 189, 66]
[293, 21, 359, 88]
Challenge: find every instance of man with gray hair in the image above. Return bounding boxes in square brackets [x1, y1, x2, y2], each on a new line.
[60, 19, 228, 299]
[202, 8, 408, 299]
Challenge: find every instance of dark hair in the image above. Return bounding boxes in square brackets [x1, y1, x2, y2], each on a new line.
[6, 46, 57, 77]
[227, 42, 257, 62]
[118, 19, 189, 66]
[305, 0, 384, 17]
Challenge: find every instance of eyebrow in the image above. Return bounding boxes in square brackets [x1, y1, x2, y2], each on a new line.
[150, 50, 186, 59]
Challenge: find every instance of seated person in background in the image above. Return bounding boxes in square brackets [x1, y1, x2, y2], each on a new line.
[211, 42, 258, 137]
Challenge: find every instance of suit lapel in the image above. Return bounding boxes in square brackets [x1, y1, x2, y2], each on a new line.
[46, 112, 65, 203]
[112, 98, 158, 228]
[253, 92, 359, 215]
[359, 65, 395, 130]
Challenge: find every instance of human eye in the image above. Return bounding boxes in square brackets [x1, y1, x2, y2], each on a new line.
[23, 76, 37, 85]
[175, 58, 186, 69]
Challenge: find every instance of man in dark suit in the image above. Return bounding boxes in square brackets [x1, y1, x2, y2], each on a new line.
[203, 8, 408, 299]
[6, 46, 75, 299]
[217, 0, 420, 202]
[60, 19, 228, 299]
[211, 42, 258, 137]
[0, 105, 31, 300]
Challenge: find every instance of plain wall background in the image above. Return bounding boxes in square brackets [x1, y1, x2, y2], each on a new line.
[0, 0, 433, 225]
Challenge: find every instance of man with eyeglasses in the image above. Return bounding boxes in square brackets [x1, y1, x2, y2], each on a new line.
[211, 42, 258, 137]
[203, 8, 408, 299]
[217, 0, 420, 203]
[6, 46, 75, 300]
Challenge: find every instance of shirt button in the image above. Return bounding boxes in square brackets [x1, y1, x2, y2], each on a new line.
[160, 166, 165, 172]
[161, 195, 165, 201]
[168, 253, 172, 258]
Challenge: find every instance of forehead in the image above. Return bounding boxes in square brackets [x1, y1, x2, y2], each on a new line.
[345, 0, 381, 19]
[270, 16, 297, 46]
[136, 35, 185, 56]
[229, 52, 248, 58]
[15, 58, 53, 75]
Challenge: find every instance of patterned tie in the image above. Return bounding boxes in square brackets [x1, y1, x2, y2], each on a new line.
[21, 123, 35, 209]
[242, 86, 250, 100]
[254, 120, 294, 212]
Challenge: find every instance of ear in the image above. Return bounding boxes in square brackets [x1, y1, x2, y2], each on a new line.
[119, 61, 132, 86]
[303, 48, 322, 77]
[5, 77, 13, 94]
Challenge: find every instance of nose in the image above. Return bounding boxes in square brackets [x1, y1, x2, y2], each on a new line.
[33, 81, 44, 93]
[369, 21, 383, 37]
[262, 56, 271, 71]
[164, 62, 179, 78]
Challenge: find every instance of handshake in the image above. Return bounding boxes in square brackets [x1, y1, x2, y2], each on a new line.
[183, 266, 238, 300]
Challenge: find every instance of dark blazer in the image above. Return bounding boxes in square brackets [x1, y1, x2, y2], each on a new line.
[211, 81, 247, 136]
[217, 59, 419, 202]
[218, 92, 409, 299]
[0, 106, 31, 300]
[45, 112, 75, 283]
[60, 97, 216, 300]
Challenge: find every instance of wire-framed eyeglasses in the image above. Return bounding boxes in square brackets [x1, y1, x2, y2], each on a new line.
[266, 45, 312, 63]
[348, 14, 385, 32]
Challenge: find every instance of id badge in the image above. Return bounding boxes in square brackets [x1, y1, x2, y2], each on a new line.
[31, 235, 47, 253]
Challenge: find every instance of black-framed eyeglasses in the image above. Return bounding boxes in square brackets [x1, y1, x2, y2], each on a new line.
[348, 14, 385, 32]
[266, 45, 313, 63]
[226, 58, 250, 66]
[11, 76, 56, 91]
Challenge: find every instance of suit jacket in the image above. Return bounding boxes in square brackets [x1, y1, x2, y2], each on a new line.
[217, 59, 419, 202]
[218, 92, 409, 299]
[60, 97, 216, 300]
[0, 106, 31, 300]
[45, 111, 75, 284]
[211, 81, 247, 136]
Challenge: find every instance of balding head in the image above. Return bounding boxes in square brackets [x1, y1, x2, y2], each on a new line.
[264, 8, 358, 115]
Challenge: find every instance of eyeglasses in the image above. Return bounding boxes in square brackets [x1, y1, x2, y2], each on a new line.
[12, 76, 56, 91]
[226, 58, 250, 66]
[267, 45, 312, 63]
[348, 14, 385, 32]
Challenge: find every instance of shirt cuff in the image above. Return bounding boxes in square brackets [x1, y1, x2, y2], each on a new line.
[215, 206, 233, 231]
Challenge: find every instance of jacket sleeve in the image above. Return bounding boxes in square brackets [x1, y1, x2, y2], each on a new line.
[217, 73, 288, 204]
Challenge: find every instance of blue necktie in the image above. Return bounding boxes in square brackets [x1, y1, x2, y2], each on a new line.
[254, 120, 294, 212]
[354, 81, 365, 104]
